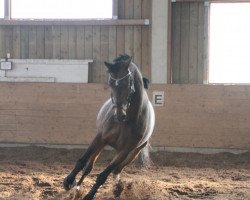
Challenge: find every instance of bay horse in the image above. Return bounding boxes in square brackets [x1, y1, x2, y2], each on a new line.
[63, 54, 155, 200]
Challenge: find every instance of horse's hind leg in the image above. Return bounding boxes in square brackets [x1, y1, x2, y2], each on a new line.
[113, 142, 148, 175]
[63, 134, 103, 191]
[112, 142, 148, 198]
[83, 150, 130, 200]
[139, 143, 152, 168]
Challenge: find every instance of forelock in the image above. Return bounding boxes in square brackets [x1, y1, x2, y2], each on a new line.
[113, 54, 131, 64]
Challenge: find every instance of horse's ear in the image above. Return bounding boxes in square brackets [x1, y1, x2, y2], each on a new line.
[129, 56, 133, 63]
[104, 62, 113, 70]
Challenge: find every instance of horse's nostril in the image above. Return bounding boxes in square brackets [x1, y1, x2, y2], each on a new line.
[114, 107, 127, 122]
[121, 114, 126, 121]
[115, 112, 126, 122]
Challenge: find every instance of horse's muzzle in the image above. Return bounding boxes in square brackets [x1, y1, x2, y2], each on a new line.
[114, 108, 127, 122]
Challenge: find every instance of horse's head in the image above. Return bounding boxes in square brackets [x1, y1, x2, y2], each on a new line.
[105, 54, 135, 123]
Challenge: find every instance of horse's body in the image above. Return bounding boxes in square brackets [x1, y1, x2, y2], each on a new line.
[63, 55, 155, 200]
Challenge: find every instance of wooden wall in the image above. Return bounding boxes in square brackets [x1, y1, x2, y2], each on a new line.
[171, 2, 206, 84]
[1, 1, 249, 150]
[0, 0, 152, 83]
[0, 83, 249, 150]
[153, 84, 250, 149]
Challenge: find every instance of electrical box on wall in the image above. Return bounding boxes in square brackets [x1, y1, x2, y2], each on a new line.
[0, 61, 12, 70]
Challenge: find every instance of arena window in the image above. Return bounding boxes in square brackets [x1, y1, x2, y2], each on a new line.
[0, 0, 4, 18]
[209, 3, 250, 84]
[11, 0, 112, 19]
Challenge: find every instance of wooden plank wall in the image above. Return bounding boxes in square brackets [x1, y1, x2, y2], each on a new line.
[152, 84, 250, 149]
[0, 83, 249, 149]
[0, 83, 110, 144]
[171, 2, 205, 84]
[0, 0, 152, 83]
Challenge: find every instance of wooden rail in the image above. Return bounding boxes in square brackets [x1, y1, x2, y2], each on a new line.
[0, 19, 150, 26]
[172, 0, 250, 2]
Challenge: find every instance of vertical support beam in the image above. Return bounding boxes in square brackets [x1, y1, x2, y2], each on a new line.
[113, 0, 118, 19]
[141, 0, 151, 79]
[171, 2, 181, 83]
[203, 1, 210, 84]
[4, 0, 10, 19]
[180, 3, 190, 83]
[167, 1, 172, 83]
[151, 0, 168, 84]
[197, 2, 205, 84]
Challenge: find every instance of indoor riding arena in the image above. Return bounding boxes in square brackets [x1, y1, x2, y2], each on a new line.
[0, 0, 249, 200]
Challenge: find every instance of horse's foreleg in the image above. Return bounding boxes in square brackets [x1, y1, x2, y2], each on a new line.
[63, 135, 103, 191]
[83, 150, 129, 200]
[76, 148, 102, 188]
[63, 148, 92, 191]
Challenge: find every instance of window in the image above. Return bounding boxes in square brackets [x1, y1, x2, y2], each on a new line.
[0, 0, 4, 18]
[209, 3, 250, 84]
[11, 0, 112, 19]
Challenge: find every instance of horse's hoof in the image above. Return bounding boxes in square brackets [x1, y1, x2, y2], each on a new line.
[83, 194, 93, 200]
[63, 176, 76, 191]
[113, 180, 124, 198]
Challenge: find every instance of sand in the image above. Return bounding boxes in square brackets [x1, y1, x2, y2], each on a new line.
[0, 146, 249, 200]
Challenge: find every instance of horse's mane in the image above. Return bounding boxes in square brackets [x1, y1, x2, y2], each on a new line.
[143, 77, 150, 89]
[113, 54, 131, 64]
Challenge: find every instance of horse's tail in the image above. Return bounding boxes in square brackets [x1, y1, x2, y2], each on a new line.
[139, 143, 153, 168]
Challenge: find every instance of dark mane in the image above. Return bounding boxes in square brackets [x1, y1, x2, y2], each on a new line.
[107, 54, 132, 73]
[113, 54, 131, 64]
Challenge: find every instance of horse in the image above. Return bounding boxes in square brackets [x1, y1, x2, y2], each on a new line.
[63, 54, 155, 200]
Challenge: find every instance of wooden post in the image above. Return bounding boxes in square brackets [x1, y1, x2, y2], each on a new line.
[151, 0, 168, 83]
[113, 0, 118, 19]
[203, 1, 210, 84]
[4, 0, 10, 19]
[168, 1, 172, 83]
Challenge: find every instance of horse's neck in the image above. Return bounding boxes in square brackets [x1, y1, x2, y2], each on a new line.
[128, 66, 145, 120]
